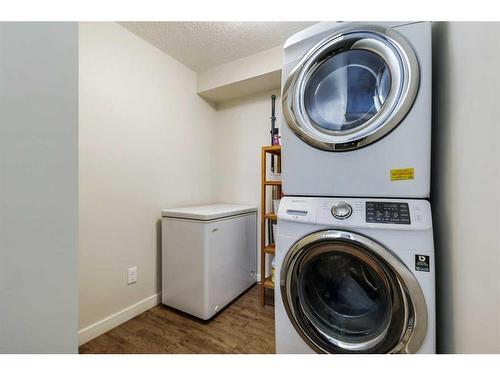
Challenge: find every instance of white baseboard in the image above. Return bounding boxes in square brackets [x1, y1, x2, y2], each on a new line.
[78, 292, 161, 346]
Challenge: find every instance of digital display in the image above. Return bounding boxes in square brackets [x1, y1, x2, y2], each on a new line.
[366, 202, 410, 224]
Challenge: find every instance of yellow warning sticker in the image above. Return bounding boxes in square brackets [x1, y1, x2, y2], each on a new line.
[391, 168, 415, 181]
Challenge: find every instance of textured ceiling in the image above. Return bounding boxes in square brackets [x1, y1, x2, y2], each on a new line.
[119, 22, 316, 72]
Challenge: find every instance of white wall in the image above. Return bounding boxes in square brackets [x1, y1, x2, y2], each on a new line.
[432, 22, 500, 353]
[0, 23, 79, 353]
[197, 46, 282, 104]
[79, 22, 217, 338]
[214, 90, 281, 277]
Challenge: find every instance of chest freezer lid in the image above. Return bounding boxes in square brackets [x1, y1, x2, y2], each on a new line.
[162, 203, 257, 221]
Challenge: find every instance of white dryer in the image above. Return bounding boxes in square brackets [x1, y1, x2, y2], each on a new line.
[275, 197, 435, 353]
[281, 22, 431, 198]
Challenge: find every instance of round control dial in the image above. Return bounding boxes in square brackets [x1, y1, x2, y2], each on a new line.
[331, 201, 352, 220]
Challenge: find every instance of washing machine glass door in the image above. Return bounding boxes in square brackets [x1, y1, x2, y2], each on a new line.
[283, 24, 419, 151]
[280, 229, 427, 353]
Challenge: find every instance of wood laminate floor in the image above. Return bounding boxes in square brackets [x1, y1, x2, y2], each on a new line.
[79, 285, 275, 354]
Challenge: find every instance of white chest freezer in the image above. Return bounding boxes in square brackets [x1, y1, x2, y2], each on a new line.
[161, 204, 257, 320]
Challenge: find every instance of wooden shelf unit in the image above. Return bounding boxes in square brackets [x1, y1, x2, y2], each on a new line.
[260, 145, 283, 305]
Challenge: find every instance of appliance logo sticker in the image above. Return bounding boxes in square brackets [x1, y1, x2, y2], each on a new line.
[391, 168, 415, 181]
[415, 255, 430, 272]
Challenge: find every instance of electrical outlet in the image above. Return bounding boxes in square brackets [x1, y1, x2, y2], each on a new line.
[127, 267, 137, 284]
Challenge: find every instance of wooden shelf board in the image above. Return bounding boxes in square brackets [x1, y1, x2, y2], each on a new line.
[264, 213, 277, 221]
[262, 145, 281, 155]
[263, 244, 275, 254]
[264, 180, 282, 186]
[262, 276, 275, 289]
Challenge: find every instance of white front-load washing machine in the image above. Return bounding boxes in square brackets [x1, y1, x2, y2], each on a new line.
[275, 196, 435, 353]
[281, 22, 431, 198]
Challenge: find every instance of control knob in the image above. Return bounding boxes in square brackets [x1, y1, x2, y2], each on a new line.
[331, 201, 352, 220]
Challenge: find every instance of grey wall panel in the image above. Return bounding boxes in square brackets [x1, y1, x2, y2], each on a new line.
[0, 22, 78, 353]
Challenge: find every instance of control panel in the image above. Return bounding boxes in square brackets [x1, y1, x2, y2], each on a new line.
[278, 197, 431, 231]
[366, 202, 411, 225]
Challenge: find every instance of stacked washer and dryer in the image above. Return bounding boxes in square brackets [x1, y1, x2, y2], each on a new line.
[275, 22, 435, 354]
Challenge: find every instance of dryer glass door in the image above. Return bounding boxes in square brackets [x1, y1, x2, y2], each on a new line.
[282, 24, 420, 151]
[280, 230, 428, 353]
[303, 49, 391, 133]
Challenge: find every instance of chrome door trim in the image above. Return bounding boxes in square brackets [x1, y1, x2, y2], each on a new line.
[282, 24, 420, 151]
[280, 229, 428, 354]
